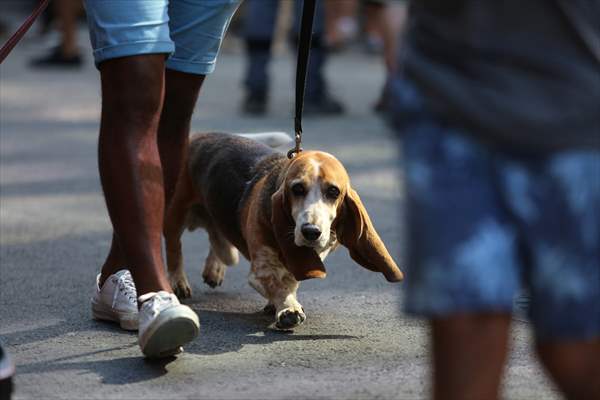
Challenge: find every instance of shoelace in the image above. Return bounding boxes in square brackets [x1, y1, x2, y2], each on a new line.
[112, 272, 137, 308]
[139, 291, 176, 318]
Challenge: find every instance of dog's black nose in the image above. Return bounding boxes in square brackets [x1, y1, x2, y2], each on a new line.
[301, 224, 321, 241]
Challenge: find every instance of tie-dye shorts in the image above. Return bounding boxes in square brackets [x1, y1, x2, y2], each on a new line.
[395, 80, 600, 341]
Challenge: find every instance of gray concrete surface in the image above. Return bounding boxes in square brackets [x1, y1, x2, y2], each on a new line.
[0, 26, 560, 400]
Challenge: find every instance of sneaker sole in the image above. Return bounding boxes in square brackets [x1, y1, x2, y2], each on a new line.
[139, 307, 199, 359]
[91, 301, 138, 331]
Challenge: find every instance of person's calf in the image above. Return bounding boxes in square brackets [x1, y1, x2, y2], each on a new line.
[158, 69, 205, 206]
[537, 339, 600, 400]
[98, 55, 172, 295]
[431, 313, 511, 400]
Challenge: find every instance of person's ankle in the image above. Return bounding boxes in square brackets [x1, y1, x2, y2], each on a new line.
[98, 267, 123, 288]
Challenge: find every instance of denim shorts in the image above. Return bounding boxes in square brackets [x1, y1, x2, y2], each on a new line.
[393, 80, 600, 341]
[84, 0, 240, 74]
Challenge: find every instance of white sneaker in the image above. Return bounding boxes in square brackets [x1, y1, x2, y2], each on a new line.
[138, 291, 199, 358]
[91, 270, 138, 331]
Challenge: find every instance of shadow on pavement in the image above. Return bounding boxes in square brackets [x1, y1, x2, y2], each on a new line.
[186, 309, 359, 356]
[16, 347, 176, 385]
[8, 309, 357, 386]
[0, 319, 134, 349]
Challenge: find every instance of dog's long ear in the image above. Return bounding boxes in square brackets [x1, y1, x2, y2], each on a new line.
[337, 188, 404, 282]
[271, 186, 326, 281]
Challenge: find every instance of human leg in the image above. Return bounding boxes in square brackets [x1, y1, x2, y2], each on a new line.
[241, 0, 279, 114]
[84, 0, 175, 293]
[293, 0, 344, 115]
[372, 1, 408, 112]
[158, 69, 205, 207]
[85, 0, 244, 356]
[58, 0, 81, 58]
[30, 0, 83, 67]
[92, 54, 203, 356]
[97, 56, 205, 357]
[91, 0, 238, 290]
[97, 70, 204, 289]
[499, 151, 600, 399]
[537, 341, 600, 400]
[397, 79, 523, 399]
[84, 0, 177, 334]
[432, 314, 511, 400]
[405, 132, 518, 397]
[98, 55, 171, 296]
[98, 70, 204, 287]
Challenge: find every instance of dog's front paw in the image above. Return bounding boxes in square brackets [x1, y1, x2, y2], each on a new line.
[170, 274, 192, 299]
[275, 306, 306, 330]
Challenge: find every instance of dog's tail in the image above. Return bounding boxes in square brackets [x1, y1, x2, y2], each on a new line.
[235, 132, 292, 149]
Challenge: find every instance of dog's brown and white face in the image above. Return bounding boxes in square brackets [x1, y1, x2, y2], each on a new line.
[285, 151, 347, 253]
[271, 150, 403, 283]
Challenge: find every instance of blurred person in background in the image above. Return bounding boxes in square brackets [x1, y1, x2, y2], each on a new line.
[241, 0, 344, 116]
[362, 0, 388, 54]
[324, 0, 358, 50]
[323, 0, 408, 113]
[391, 1, 600, 399]
[366, 0, 407, 113]
[30, 0, 83, 68]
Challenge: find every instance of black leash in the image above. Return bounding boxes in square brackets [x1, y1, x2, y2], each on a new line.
[288, 0, 317, 159]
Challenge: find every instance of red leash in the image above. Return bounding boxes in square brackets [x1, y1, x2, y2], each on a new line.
[0, 0, 51, 65]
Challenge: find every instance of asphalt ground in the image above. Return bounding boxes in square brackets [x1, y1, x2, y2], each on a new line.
[0, 26, 559, 400]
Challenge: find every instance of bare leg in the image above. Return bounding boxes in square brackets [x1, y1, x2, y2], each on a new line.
[97, 55, 170, 295]
[537, 339, 600, 400]
[380, 2, 407, 74]
[431, 314, 511, 400]
[99, 68, 204, 288]
[372, 2, 407, 112]
[56, 0, 81, 57]
[158, 69, 205, 207]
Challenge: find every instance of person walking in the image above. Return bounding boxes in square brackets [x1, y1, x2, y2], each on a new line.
[30, 0, 83, 68]
[392, 1, 600, 398]
[241, 0, 344, 116]
[84, 0, 241, 358]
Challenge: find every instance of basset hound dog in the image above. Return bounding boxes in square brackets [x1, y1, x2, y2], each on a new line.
[164, 133, 404, 329]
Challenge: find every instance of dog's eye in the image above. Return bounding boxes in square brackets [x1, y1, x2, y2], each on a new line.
[291, 183, 306, 196]
[326, 186, 340, 200]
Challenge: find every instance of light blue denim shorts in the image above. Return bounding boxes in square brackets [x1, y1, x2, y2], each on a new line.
[84, 0, 240, 74]
[392, 79, 600, 342]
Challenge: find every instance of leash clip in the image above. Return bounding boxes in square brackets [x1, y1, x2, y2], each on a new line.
[287, 131, 303, 159]
[288, 0, 315, 159]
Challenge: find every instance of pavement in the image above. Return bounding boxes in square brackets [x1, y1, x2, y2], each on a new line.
[0, 25, 560, 400]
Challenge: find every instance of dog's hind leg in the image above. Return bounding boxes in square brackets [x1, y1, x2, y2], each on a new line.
[202, 228, 239, 288]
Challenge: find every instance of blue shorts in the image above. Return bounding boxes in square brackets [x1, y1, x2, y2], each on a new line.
[84, 0, 240, 74]
[393, 80, 600, 341]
